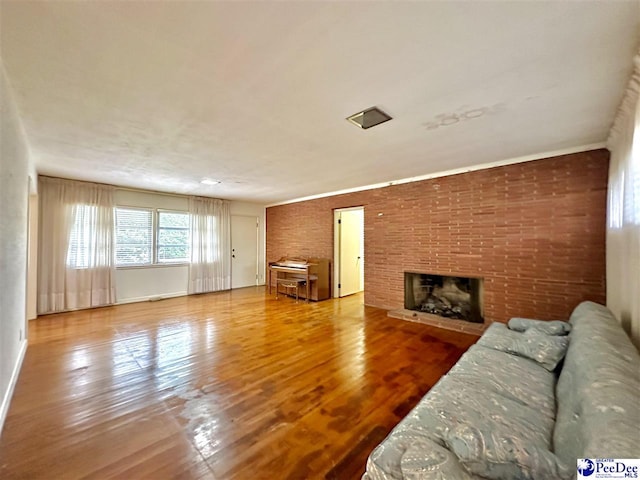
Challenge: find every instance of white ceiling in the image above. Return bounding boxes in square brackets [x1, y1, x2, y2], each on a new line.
[1, 1, 638, 205]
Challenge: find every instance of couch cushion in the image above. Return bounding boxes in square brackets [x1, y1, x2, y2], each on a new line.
[398, 373, 555, 451]
[477, 322, 569, 371]
[554, 301, 640, 465]
[508, 317, 571, 335]
[363, 352, 558, 480]
[393, 372, 561, 479]
[448, 344, 557, 415]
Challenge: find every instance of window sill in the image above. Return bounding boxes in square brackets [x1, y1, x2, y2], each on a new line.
[116, 263, 189, 270]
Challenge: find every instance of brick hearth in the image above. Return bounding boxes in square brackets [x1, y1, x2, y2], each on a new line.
[388, 309, 487, 335]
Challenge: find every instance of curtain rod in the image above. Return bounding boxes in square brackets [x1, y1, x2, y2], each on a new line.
[38, 174, 225, 201]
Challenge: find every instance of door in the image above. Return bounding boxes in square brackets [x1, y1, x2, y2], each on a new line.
[334, 207, 364, 297]
[231, 215, 258, 289]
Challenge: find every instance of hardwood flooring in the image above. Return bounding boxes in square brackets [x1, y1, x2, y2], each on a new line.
[0, 287, 478, 479]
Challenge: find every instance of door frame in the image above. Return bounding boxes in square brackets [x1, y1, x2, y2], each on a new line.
[333, 206, 364, 298]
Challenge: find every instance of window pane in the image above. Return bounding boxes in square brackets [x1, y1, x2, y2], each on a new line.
[158, 212, 189, 228]
[158, 229, 189, 245]
[115, 208, 153, 266]
[158, 246, 189, 262]
[115, 245, 152, 265]
[157, 211, 190, 263]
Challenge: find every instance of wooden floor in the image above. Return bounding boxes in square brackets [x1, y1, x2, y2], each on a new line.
[0, 287, 477, 480]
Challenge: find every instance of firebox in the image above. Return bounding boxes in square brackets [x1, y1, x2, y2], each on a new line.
[404, 272, 484, 323]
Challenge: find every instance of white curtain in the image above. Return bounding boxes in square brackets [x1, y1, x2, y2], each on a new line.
[188, 196, 231, 294]
[38, 176, 116, 314]
[606, 51, 640, 350]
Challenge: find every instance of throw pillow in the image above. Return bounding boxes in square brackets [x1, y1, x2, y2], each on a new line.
[508, 317, 571, 336]
[478, 325, 569, 371]
[445, 423, 572, 480]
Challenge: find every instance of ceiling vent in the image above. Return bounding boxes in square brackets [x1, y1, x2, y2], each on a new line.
[346, 107, 392, 129]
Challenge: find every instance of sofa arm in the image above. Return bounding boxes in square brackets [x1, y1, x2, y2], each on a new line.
[363, 431, 477, 480]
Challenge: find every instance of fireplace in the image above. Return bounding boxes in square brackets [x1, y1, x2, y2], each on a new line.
[404, 272, 484, 323]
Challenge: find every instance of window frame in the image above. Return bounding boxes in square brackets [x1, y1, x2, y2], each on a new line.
[155, 209, 191, 265]
[114, 206, 191, 269]
[114, 206, 154, 268]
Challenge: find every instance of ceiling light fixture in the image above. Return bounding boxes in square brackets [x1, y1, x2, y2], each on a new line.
[200, 178, 221, 185]
[347, 106, 392, 129]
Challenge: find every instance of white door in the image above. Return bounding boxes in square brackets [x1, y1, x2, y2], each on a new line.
[334, 207, 364, 297]
[231, 215, 258, 289]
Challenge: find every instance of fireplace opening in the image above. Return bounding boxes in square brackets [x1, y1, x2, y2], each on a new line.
[404, 272, 484, 323]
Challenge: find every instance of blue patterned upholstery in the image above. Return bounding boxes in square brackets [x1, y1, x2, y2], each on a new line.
[363, 302, 640, 480]
[478, 322, 569, 371]
[508, 317, 572, 335]
[554, 302, 640, 465]
[448, 345, 556, 415]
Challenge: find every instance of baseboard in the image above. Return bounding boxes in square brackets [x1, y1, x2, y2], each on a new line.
[0, 339, 27, 437]
[115, 291, 188, 305]
[116, 286, 266, 306]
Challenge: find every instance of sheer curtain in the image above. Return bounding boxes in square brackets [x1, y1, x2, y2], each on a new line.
[606, 51, 640, 350]
[188, 196, 231, 294]
[38, 176, 116, 314]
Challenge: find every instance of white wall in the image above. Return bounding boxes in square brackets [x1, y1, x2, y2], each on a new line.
[0, 61, 31, 434]
[114, 190, 266, 304]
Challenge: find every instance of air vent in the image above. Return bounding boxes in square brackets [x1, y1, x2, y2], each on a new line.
[346, 107, 392, 129]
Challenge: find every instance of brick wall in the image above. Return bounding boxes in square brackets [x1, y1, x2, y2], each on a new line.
[266, 149, 609, 323]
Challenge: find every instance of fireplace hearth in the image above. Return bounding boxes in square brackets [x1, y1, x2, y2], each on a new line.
[405, 272, 484, 323]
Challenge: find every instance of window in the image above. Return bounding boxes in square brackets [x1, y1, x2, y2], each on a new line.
[157, 211, 190, 263]
[114, 207, 190, 267]
[115, 208, 153, 266]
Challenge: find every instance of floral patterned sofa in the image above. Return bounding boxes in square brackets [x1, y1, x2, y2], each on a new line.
[362, 301, 640, 480]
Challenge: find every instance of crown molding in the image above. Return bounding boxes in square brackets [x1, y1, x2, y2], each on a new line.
[266, 143, 607, 208]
